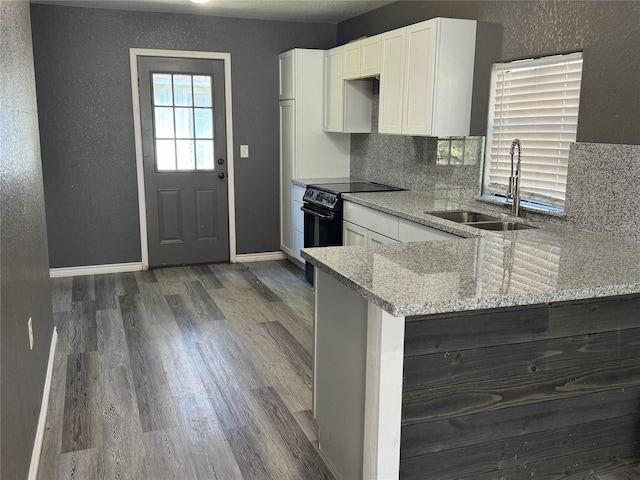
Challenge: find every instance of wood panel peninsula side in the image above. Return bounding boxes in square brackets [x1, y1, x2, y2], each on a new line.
[302, 190, 640, 480]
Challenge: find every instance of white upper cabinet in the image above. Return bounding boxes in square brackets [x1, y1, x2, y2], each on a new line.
[378, 28, 407, 135]
[279, 50, 295, 100]
[323, 47, 344, 132]
[343, 41, 362, 80]
[360, 35, 382, 77]
[379, 17, 477, 136]
[324, 46, 372, 134]
[343, 35, 382, 80]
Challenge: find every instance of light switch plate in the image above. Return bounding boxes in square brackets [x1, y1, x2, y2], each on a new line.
[240, 145, 249, 158]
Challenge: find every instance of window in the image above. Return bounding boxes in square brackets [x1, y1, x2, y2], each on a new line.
[482, 52, 583, 211]
[152, 73, 215, 171]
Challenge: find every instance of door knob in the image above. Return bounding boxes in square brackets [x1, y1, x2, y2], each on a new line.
[218, 172, 226, 179]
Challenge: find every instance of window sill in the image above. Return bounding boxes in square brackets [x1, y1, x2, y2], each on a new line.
[476, 195, 566, 219]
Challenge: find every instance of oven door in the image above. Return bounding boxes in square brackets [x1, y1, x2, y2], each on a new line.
[301, 203, 343, 285]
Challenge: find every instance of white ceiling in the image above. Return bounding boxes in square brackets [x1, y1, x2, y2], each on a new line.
[32, 0, 395, 23]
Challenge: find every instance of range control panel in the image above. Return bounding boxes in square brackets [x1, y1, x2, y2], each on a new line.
[303, 187, 339, 210]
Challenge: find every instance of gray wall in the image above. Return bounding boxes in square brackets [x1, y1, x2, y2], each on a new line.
[30, 4, 337, 267]
[339, 0, 640, 146]
[1, 1, 55, 478]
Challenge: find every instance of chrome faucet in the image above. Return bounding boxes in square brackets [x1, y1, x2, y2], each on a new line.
[507, 138, 522, 216]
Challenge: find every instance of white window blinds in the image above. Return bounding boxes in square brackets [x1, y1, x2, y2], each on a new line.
[483, 52, 583, 209]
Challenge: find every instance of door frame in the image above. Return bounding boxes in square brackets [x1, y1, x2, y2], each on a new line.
[129, 48, 236, 269]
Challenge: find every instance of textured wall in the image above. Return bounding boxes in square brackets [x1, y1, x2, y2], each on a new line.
[339, 0, 640, 145]
[30, 4, 337, 266]
[0, 1, 55, 478]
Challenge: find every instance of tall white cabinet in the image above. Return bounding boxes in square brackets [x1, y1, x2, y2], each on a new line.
[279, 49, 351, 263]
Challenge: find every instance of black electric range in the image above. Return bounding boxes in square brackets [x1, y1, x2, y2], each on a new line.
[302, 181, 404, 284]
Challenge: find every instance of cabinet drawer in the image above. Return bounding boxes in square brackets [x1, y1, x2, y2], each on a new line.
[343, 201, 399, 240]
[398, 218, 460, 242]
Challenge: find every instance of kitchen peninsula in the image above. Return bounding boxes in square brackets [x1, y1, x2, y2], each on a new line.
[302, 189, 640, 480]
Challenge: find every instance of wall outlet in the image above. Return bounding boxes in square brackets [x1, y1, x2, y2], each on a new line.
[28, 317, 34, 350]
[240, 144, 249, 158]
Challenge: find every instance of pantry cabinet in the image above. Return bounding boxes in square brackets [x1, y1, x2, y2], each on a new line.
[279, 49, 350, 262]
[378, 17, 477, 136]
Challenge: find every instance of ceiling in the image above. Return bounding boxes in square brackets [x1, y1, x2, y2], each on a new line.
[32, 0, 395, 23]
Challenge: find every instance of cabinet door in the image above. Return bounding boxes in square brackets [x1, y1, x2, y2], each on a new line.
[323, 47, 344, 132]
[343, 220, 368, 246]
[402, 21, 436, 135]
[343, 41, 361, 80]
[279, 100, 295, 254]
[361, 35, 381, 77]
[378, 28, 406, 134]
[368, 231, 400, 245]
[279, 50, 295, 100]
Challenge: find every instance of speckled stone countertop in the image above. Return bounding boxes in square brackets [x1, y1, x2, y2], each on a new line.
[301, 189, 640, 317]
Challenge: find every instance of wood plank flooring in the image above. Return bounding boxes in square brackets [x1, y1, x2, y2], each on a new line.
[38, 260, 335, 480]
[37, 260, 640, 479]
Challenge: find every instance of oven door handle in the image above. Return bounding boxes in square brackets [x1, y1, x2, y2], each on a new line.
[301, 205, 335, 220]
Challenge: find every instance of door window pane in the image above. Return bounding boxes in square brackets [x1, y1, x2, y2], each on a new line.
[196, 140, 214, 170]
[152, 74, 173, 106]
[173, 75, 193, 106]
[156, 140, 176, 170]
[174, 108, 194, 138]
[193, 76, 212, 107]
[151, 72, 215, 171]
[154, 107, 175, 138]
[194, 109, 213, 138]
[176, 140, 195, 170]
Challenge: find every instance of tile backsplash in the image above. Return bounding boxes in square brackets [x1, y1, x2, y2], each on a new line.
[350, 82, 640, 243]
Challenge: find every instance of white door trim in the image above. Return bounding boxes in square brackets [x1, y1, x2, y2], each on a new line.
[129, 48, 237, 269]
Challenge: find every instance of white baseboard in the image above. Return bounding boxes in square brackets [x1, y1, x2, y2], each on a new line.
[28, 327, 58, 480]
[236, 251, 287, 263]
[49, 262, 143, 278]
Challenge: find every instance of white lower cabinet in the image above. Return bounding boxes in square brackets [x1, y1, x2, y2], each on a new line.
[343, 200, 460, 246]
[343, 220, 399, 246]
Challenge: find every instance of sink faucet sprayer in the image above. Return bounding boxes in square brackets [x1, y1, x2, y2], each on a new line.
[507, 138, 522, 216]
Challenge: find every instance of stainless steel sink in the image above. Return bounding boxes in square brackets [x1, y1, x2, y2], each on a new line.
[427, 211, 501, 223]
[471, 221, 537, 231]
[426, 210, 538, 231]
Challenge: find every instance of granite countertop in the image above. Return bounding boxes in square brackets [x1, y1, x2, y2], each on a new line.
[301, 189, 640, 317]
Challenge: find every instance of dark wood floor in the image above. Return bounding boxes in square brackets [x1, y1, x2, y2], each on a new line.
[37, 259, 640, 479]
[38, 260, 335, 480]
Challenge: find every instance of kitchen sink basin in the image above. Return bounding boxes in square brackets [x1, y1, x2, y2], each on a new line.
[427, 211, 501, 223]
[471, 221, 537, 231]
[426, 210, 537, 231]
